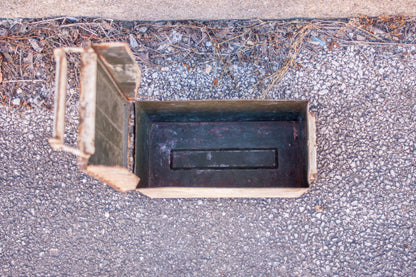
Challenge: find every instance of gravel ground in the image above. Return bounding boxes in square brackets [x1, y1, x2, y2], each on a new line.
[1, 19, 416, 276]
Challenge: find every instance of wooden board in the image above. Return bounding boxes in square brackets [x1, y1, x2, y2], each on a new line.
[87, 60, 129, 168]
[85, 165, 139, 192]
[137, 187, 308, 198]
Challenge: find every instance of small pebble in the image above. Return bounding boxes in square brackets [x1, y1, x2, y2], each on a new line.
[12, 98, 20, 106]
[129, 34, 139, 49]
[139, 26, 148, 33]
[28, 38, 43, 52]
[315, 205, 324, 212]
[204, 64, 212, 74]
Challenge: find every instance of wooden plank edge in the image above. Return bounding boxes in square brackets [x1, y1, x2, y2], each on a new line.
[307, 111, 317, 183]
[84, 165, 139, 192]
[92, 42, 141, 101]
[137, 187, 308, 199]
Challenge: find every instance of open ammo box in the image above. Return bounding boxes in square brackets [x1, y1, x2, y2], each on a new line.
[49, 43, 317, 198]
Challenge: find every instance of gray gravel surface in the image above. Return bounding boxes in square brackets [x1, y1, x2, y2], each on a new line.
[1, 42, 416, 276]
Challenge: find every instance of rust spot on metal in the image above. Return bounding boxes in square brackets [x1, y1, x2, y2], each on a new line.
[292, 121, 299, 140]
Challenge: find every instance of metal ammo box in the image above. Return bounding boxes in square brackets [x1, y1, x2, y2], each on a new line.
[49, 43, 317, 198]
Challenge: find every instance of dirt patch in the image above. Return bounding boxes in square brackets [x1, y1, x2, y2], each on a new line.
[0, 15, 415, 108]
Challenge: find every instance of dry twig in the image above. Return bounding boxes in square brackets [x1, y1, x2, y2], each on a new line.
[2, 79, 45, 83]
[0, 54, 3, 84]
[259, 23, 314, 99]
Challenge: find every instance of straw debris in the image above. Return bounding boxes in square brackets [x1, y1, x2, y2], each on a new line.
[0, 16, 415, 107]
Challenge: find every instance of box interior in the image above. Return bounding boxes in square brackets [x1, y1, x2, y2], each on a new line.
[135, 100, 309, 189]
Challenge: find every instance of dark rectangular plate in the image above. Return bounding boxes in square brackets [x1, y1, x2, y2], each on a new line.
[171, 148, 278, 170]
[147, 121, 306, 188]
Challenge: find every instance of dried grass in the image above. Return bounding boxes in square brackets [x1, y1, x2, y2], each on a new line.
[259, 23, 314, 99]
[0, 15, 415, 107]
